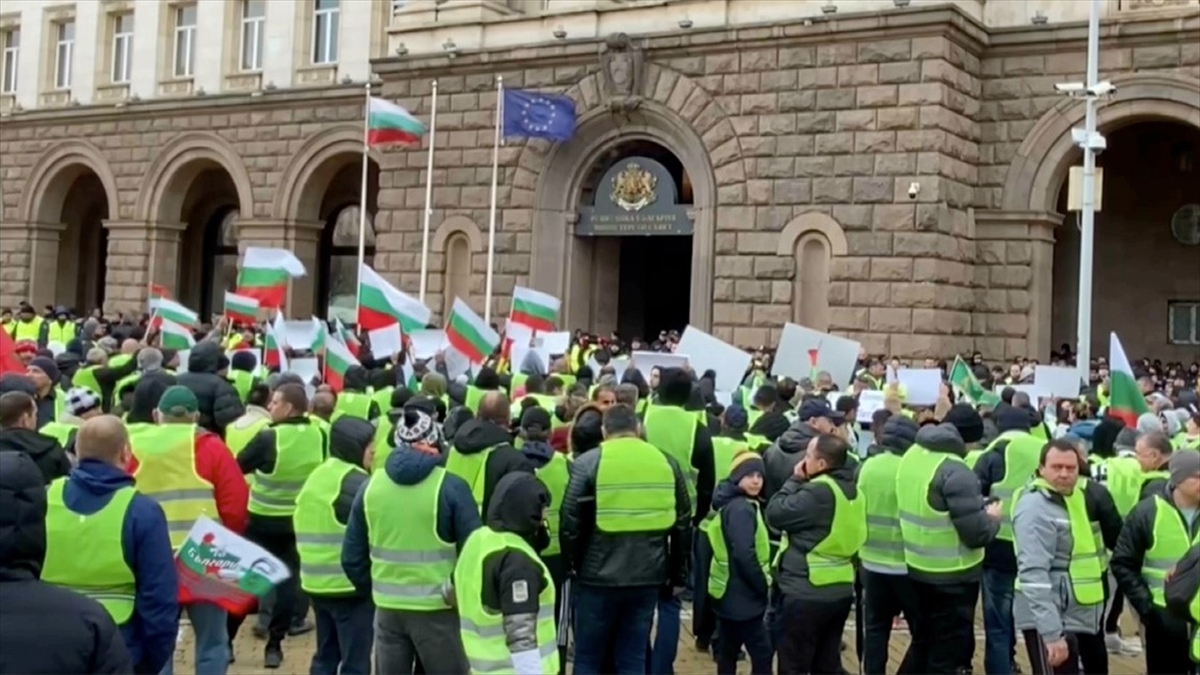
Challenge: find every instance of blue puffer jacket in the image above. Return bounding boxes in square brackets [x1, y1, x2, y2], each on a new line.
[59, 459, 179, 675]
[341, 445, 481, 593]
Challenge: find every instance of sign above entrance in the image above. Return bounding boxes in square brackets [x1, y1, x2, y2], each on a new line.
[576, 156, 693, 236]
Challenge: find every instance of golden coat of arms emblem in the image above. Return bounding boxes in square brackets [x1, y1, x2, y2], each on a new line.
[610, 162, 657, 211]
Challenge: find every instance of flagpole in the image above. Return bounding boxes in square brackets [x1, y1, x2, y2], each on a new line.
[484, 75, 503, 325]
[418, 79, 438, 304]
[355, 81, 371, 326]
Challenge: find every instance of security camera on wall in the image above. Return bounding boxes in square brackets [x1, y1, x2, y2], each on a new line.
[907, 182, 920, 200]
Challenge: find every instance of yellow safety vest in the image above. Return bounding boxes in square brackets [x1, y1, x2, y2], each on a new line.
[130, 423, 220, 549]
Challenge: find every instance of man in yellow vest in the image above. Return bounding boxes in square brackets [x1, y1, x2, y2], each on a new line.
[765, 432, 866, 674]
[897, 422, 1001, 674]
[0, 389, 72, 485]
[236, 382, 327, 669]
[446, 390, 534, 514]
[43, 306, 78, 348]
[453, 472, 560, 675]
[341, 406, 481, 674]
[1012, 439, 1107, 674]
[8, 304, 44, 345]
[559, 403, 690, 674]
[1163, 541, 1200, 674]
[41, 415, 179, 674]
[41, 386, 104, 455]
[293, 416, 375, 675]
[331, 365, 379, 421]
[225, 382, 273, 457]
[1111, 449, 1200, 675]
[26, 356, 64, 429]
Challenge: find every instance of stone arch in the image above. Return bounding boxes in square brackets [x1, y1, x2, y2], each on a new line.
[135, 132, 255, 223]
[522, 64, 745, 330]
[1002, 72, 1200, 213]
[19, 140, 120, 224]
[275, 124, 383, 222]
[776, 212, 849, 258]
[779, 212, 848, 332]
[431, 214, 484, 252]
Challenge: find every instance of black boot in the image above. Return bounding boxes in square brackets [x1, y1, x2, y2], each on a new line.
[264, 642, 283, 669]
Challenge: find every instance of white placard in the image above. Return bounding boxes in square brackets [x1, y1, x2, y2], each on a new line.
[1034, 366, 1082, 399]
[539, 331, 571, 356]
[288, 357, 320, 384]
[588, 355, 631, 384]
[408, 330, 448, 360]
[675, 325, 753, 394]
[443, 347, 472, 381]
[857, 390, 886, 422]
[512, 342, 551, 376]
[774, 323, 861, 388]
[504, 323, 535, 348]
[631, 351, 690, 379]
[368, 324, 403, 360]
[282, 320, 319, 351]
[175, 349, 191, 374]
[897, 368, 941, 406]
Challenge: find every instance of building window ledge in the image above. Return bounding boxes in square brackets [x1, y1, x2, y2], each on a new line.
[225, 71, 261, 92]
[0, 93, 14, 113]
[158, 77, 194, 97]
[296, 63, 336, 86]
[96, 83, 130, 103]
[39, 90, 70, 107]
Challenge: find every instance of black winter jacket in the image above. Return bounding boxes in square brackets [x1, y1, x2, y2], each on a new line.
[0, 452, 133, 674]
[974, 432, 1033, 573]
[0, 426, 71, 485]
[709, 480, 769, 620]
[766, 464, 859, 601]
[560, 437, 692, 589]
[175, 342, 245, 435]
[911, 423, 998, 585]
[451, 418, 534, 516]
[1165, 543, 1200, 624]
[761, 421, 818, 512]
[1111, 481, 1199, 633]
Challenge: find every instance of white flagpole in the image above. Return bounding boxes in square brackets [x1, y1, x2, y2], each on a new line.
[483, 75, 503, 325]
[418, 80, 438, 304]
[355, 82, 371, 325]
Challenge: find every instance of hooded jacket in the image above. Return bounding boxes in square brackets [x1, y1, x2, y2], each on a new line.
[559, 436, 692, 589]
[340, 366, 381, 420]
[175, 342, 245, 435]
[307, 418, 374, 599]
[0, 425, 72, 485]
[708, 479, 770, 620]
[974, 406, 1038, 573]
[765, 462, 859, 601]
[0, 452, 133, 674]
[451, 418, 535, 516]
[761, 420, 819, 507]
[341, 443, 482, 594]
[909, 423, 999, 585]
[1111, 480, 1199, 635]
[472, 473, 554, 665]
[55, 460, 179, 673]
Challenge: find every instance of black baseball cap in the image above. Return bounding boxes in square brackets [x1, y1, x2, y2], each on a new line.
[799, 399, 846, 424]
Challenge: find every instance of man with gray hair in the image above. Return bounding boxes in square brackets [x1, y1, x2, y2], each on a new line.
[114, 348, 175, 416]
[72, 345, 138, 413]
[614, 383, 640, 408]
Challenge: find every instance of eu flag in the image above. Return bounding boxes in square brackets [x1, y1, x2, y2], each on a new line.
[502, 89, 577, 142]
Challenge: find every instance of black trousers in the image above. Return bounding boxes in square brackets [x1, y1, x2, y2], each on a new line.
[1023, 630, 1080, 675]
[716, 616, 773, 675]
[860, 570, 924, 675]
[239, 524, 300, 646]
[1144, 607, 1191, 675]
[907, 579, 978, 675]
[774, 594, 852, 675]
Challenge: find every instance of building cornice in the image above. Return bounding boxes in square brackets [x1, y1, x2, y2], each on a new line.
[987, 8, 1199, 56]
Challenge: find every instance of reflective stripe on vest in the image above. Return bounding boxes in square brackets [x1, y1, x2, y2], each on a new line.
[364, 466, 456, 611]
[42, 479, 137, 623]
[1013, 479, 1104, 606]
[595, 436, 676, 533]
[130, 423, 220, 549]
[643, 404, 699, 513]
[989, 431, 1044, 541]
[897, 446, 984, 573]
[453, 527, 560, 675]
[857, 452, 906, 574]
[249, 423, 326, 517]
[226, 416, 271, 457]
[806, 474, 866, 586]
[1143, 495, 1200, 608]
[1106, 456, 1165, 518]
[707, 501, 770, 600]
[536, 453, 571, 557]
[294, 457, 362, 595]
[47, 321, 75, 346]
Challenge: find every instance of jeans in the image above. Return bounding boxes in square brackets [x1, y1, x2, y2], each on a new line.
[573, 584, 658, 675]
[909, 579, 978, 675]
[983, 567, 1017, 675]
[374, 607, 467, 675]
[245, 523, 301, 647]
[860, 570, 923, 675]
[650, 593, 681, 674]
[162, 602, 229, 675]
[310, 597, 373, 675]
[774, 594, 852, 675]
[715, 616, 773, 675]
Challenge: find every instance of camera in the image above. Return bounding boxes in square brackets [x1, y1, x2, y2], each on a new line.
[907, 182, 920, 200]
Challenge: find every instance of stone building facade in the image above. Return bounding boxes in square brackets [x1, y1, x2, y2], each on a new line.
[1, 0, 1198, 361]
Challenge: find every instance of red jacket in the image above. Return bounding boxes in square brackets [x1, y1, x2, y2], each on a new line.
[126, 429, 249, 534]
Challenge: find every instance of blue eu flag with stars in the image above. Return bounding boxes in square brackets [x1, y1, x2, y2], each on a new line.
[502, 89, 577, 142]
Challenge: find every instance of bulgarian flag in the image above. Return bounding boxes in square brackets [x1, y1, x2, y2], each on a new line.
[509, 286, 561, 332]
[324, 334, 360, 392]
[446, 298, 500, 365]
[237, 247, 306, 309]
[263, 315, 287, 371]
[1107, 332, 1150, 428]
[358, 264, 431, 333]
[158, 318, 195, 350]
[148, 283, 172, 312]
[334, 318, 361, 358]
[223, 292, 259, 324]
[367, 97, 425, 147]
[150, 298, 198, 330]
[311, 318, 328, 355]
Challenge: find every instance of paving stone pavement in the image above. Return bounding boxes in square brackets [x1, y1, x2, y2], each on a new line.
[178, 605, 1145, 674]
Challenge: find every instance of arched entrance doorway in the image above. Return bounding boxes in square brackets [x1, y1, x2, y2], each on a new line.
[1051, 120, 1200, 362]
[167, 164, 243, 317]
[307, 158, 380, 322]
[50, 171, 109, 313]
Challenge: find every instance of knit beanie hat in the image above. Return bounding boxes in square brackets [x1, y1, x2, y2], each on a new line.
[942, 403, 985, 444]
[729, 451, 765, 484]
[28, 356, 60, 385]
[395, 407, 441, 450]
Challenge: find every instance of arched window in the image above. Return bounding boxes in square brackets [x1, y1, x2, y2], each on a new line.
[794, 234, 831, 331]
[443, 232, 472, 319]
[203, 209, 239, 319]
[322, 206, 375, 324]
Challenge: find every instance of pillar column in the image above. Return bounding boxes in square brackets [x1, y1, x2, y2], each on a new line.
[27, 222, 65, 309]
[0, 224, 32, 308]
[102, 220, 181, 312]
